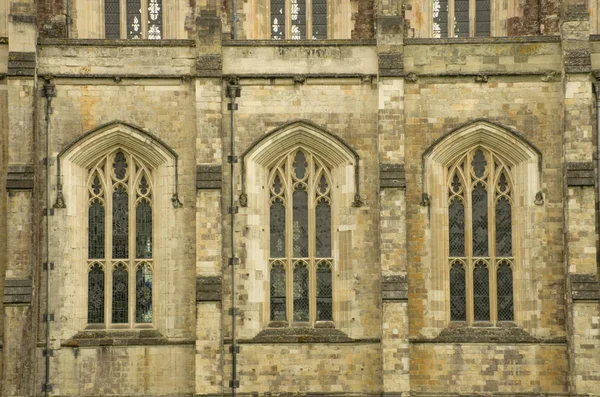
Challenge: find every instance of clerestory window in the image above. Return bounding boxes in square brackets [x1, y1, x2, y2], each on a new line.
[269, 149, 333, 324]
[270, 0, 327, 39]
[104, 0, 163, 39]
[87, 149, 154, 326]
[432, 0, 490, 37]
[447, 147, 514, 323]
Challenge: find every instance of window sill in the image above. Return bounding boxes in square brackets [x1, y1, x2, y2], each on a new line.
[231, 327, 379, 344]
[409, 324, 566, 344]
[61, 329, 195, 348]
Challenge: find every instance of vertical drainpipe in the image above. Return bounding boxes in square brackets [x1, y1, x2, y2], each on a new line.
[227, 79, 240, 395]
[42, 79, 56, 396]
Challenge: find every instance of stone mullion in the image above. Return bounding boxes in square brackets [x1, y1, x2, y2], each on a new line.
[308, 154, 316, 324]
[104, 156, 114, 326]
[285, 152, 293, 325]
[488, 154, 497, 324]
[465, 156, 474, 324]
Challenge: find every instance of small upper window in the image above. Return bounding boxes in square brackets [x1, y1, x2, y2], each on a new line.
[104, 0, 163, 39]
[271, 0, 327, 39]
[433, 0, 490, 38]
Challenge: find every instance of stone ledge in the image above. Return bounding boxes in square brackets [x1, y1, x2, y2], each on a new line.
[382, 275, 407, 301]
[7, 165, 34, 190]
[566, 162, 595, 187]
[196, 54, 222, 77]
[410, 326, 567, 344]
[229, 328, 379, 344]
[196, 165, 222, 190]
[7, 51, 35, 77]
[380, 164, 406, 189]
[405, 36, 561, 45]
[196, 276, 222, 302]
[570, 273, 600, 301]
[39, 38, 196, 47]
[379, 53, 403, 77]
[4, 279, 32, 304]
[61, 330, 195, 347]
[222, 39, 376, 47]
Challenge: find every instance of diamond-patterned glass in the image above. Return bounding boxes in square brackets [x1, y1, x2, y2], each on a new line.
[473, 262, 490, 321]
[293, 151, 308, 179]
[89, 199, 105, 259]
[136, 200, 152, 259]
[112, 185, 129, 259]
[112, 264, 129, 323]
[104, 0, 121, 39]
[88, 264, 105, 323]
[293, 263, 309, 321]
[497, 263, 514, 321]
[450, 262, 466, 321]
[315, 200, 331, 258]
[291, 0, 306, 39]
[127, 0, 142, 39]
[475, 0, 491, 37]
[270, 198, 286, 258]
[113, 151, 128, 180]
[432, 0, 448, 38]
[449, 198, 465, 257]
[271, 0, 286, 39]
[293, 187, 309, 257]
[472, 183, 488, 256]
[495, 196, 512, 257]
[312, 0, 327, 39]
[454, 0, 470, 37]
[136, 264, 153, 323]
[270, 263, 286, 321]
[472, 150, 487, 178]
[316, 262, 332, 321]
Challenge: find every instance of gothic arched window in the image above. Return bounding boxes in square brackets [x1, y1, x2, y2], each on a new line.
[447, 147, 514, 323]
[271, 0, 327, 39]
[104, 0, 163, 39]
[268, 149, 333, 324]
[87, 149, 154, 325]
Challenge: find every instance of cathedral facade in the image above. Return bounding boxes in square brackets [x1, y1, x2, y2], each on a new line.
[1, 0, 600, 395]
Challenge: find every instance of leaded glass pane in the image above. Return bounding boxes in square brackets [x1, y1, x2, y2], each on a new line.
[472, 183, 488, 256]
[127, 0, 142, 39]
[271, 0, 285, 39]
[293, 263, 309, 321]
[104, 0, 120, 39]
[316, 263, 332, 321]
[497, 262, 514, 321]
[315, 200, 331, 258]
[312, 0, 327, 39]
[449, 198, 465, 257]
[293, 187, 309, 257]
[136, 264, 153, 323]
[88, 264, 105, 323]
[113, 151, 128, 180]
[495, 197, 512, 257]
[293, 151, 308, 179]
[136, 200, 152, 259]
[473, 263, 490, 321]
[112, 265, 129, 323]
[472, 149, 487, 178]
[450, 262, 466, 321]
[454, 0, 470, 37]
[270, 199, 286, 258]
[291, 0, 306, 40]
[147, 0, 162, 39]
[270, 264, 286, 321]
[89, 200, 105, 259]
[475, 0, 491, 37]
[433, 0, 448, 38]
[112, 185, 129, 259]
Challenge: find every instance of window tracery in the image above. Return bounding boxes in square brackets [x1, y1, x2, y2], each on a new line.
[447, 147, 514, 324]
[104, 0, 163, 39]
[87, 150, 154, 326]
[268, 149, 333, 324]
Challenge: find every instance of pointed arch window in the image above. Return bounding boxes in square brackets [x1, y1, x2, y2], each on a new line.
[447, 147, 514, 324]
[87, 149, 154, 326]
[268, 149, 333, 324]
[104, 0, 163, 39]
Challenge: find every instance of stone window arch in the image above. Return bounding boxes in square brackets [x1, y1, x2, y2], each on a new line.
[241, 120, 359, 328]
[423, 120, 541, 326]
[57, 121, 178, 331]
